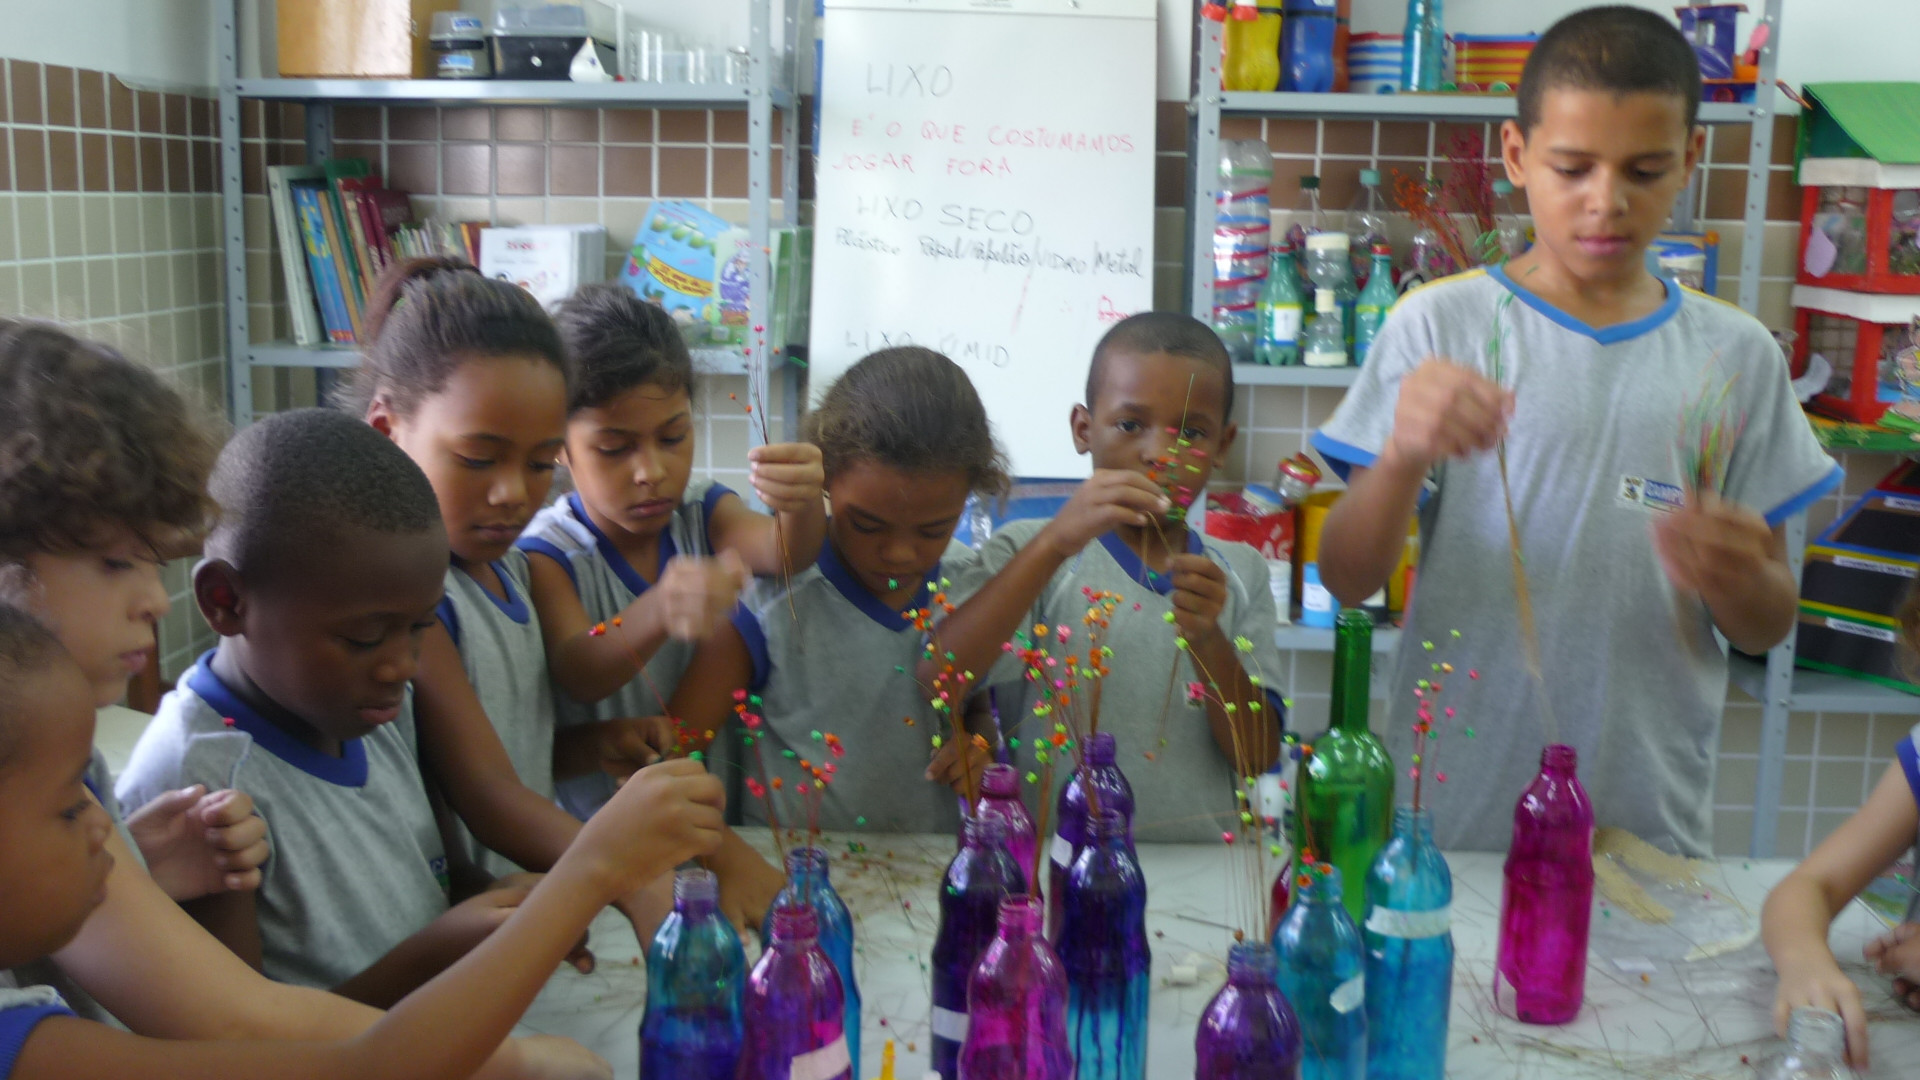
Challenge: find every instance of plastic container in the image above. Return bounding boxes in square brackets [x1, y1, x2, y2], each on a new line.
[976, 764, 1038, 889]
[1223, 3, 1283, 92]
[1272, 864, 1366, 1080]
[1302, 288, 1348, 368]
[1213, 139, 1275, 365]
[1451, 33, 1536, 91]
[1354, 243, 1396, 364]
[739, 905, 852, 1080]
[1048, 732, 1135, 942]
[1195, 941, 1304, 1079]
[931, 816, 1026, 1080]
[639, 868, 746, 1079]
[1256, 241, 1306, 366]
[1058, 809, 1150, 1080]
[1347, 31, 1403, 95]
[1284, 175, 1325, 289]
[1494, 744, 1594, 1026]
[492, 5, 614, 81]
[1305, 231, 1357, 346]
[762, 847, 862, 1077]
[1753, 1008, 1850, 1080]
[1399, 0, 1444, 91]
[958, 896, 1074, 1080]
[430, 12, 492, 79]
[1280, 0, 1338, 93]
[1345, 169, 1391, 287]
[1363, 807, 1453, 1080]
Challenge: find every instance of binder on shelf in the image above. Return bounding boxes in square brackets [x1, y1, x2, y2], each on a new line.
[268, 165, 327, 346]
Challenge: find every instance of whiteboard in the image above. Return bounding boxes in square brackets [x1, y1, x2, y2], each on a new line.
[807, 0, 1159, 478]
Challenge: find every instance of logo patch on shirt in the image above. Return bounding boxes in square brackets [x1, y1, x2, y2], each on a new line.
[1618, 475, 1685, 515]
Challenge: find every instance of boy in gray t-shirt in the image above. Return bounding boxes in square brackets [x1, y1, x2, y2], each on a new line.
[1311, 8, 1841, 857]
[112, 409, 537, 1003]
[936, 313, 1288, 845]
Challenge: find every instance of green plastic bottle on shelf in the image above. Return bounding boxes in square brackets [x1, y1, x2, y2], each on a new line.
[1353, 242, 1397, 364]
[1294, 609, 1395, 923]
[1255, 242, 1305, 366]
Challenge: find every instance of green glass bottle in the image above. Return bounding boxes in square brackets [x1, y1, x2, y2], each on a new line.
[1294, 609, 1395, 923]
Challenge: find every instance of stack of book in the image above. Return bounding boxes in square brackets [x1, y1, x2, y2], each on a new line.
[267, 160, 488, 345]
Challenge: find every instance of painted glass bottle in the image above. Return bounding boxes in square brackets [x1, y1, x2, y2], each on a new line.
[1273, 864, 1366, 1080]
[639, 868, 745, 1079]
[762, 846, 862, 1076]
[975, 763, 1038, 889]
[958, 895, 1075, 1080]
[1362, 807, 1452, 1080]
[1196, 940, 1304, 1079]
[1294, 609, 1394, 923]
[1048, 731, 1135, 941]
[738, 904, 852, 1080]
[931, 815, 1026, 1079]
[1058, 808, 1151, 1080]
[1494, 744, 1594, 1025]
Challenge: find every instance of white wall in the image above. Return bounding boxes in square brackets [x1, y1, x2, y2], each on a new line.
[0, 0, 215, 87]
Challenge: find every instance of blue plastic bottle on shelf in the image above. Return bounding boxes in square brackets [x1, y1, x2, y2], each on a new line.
[1400, 0, 1445, 92]
[1280, 0, 1338, 93]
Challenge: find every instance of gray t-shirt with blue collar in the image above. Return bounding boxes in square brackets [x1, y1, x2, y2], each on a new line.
[728, 538, 979, 834]
[968, 519, 1287, 844]
[437, 550, 555, 878]
[517, 482, 732, 819]
[115, 656, 450, 989]
[1313, 266, 1843, 857]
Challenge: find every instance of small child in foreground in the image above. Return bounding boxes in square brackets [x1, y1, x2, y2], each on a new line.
[668, 346, 1005, 832]
[0, 601, 721, 1080]
[1762, 591, 1920, 1070]
[118, 409, 558, 1005]
[933, 314, 1287, 843]
[520, 284, 826, 820]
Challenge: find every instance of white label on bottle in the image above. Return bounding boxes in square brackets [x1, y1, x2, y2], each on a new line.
[932, 1006, 971, 1041]
[1330, 975, 1365, 1014]
[1301, 579, 1333, 615]
[1263, 306, 1302, 345]
[1365, 904, 1451, 939]
[1051, 833, 1075, 868]
[790, 1033, 851, 1080]
[1304, 347, 1347, 368]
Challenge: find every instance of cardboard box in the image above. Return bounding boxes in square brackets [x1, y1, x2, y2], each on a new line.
[277, 0, 459, 78]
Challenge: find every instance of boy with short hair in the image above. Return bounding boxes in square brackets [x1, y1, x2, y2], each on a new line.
[932, 312, 1288, 843]
[1311, 5, 1840, 856]
[118, 409, 542, 1004]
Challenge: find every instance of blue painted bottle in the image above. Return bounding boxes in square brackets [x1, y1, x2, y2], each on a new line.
[1273, 864, 1366, 1080]
[1059, 808, 1150, 1080]
[762, 847, 861, 1078]
[1195, 941, 1304, 1079]
[1047, 732, 1134, 942]
[1280, 0, 1338, 93]
[1399, 0, 1444, 92]
[932, 815, 1026, 1080]
[1362, 807, 1452, 1080]
[639, 868, 744, 1078]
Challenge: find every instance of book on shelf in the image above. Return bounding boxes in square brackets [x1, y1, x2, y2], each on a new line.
[289, 183, 355, 344]
[315, 194, 364, 340]
[267, 165, 326, 345]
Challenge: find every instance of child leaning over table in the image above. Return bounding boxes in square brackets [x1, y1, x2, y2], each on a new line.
[1763, 588, 1920, 1070]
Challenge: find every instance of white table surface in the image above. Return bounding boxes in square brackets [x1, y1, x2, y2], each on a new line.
[516, 832, 1920, 1079]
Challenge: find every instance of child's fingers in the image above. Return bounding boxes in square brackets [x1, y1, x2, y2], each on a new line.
[1840, 984, 1873, 1068]
[748, 442, 822, 465]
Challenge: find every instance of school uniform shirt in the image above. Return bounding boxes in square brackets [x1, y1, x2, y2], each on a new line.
[0, 735, 149, 1029]
[1898, 724, 1920, 924]
[727, 537, 980, 834]
[436, 551, 556, 878]
[115, 656, 450, 989]
[517, 481, 731, 820]
[968, 519, 1288, 844]
[0, 982, 72, 1079]
[1313, 266, 1843, 858]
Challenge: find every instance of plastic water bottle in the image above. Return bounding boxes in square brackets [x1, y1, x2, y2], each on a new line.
[1280, 0, 1338, 93]
[1284, 175, 1325, 290]
[1305, 232, 1357, 348]
[1255, 242, 1306, 366]
[1273, 864, 1366, 1080]
[1212, 139, 1273, 365]
[1754, 1009, 1851, 1080]
[1345, 169, 1391, 288]
[1491, 178, 1528, 262]
[1302, 289, 1347, 368]
[1353, 243, 1397, 364]
[1400, 0, 1445, 92]
[1363, 807, 1453, 1080]
[1494, 744, 1594, 1026]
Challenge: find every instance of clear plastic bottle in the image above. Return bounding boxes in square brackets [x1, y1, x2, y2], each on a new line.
[1305, 231, 1357, 347]
[1490, 178, 1528, 262]
[1400, 0, 1444, 91]
[1399, 226, 1457, 296]
[1345, 169, 1391, 288]
[1302, 289, 1348, 368]
[1213, 139, 1274, 365]
[1353, 242, 1396, 365]
[1284, 175, 1324, 290]
[1754, 1008, 1850, 1080]
[1255, 242, 1306, 366]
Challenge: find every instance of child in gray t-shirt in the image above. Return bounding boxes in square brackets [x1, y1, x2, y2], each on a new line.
[1311, 8, 1840, 857]
[934, 313, 1289, 845]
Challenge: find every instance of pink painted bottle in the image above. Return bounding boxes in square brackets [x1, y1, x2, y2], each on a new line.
[976, 763, 1038, 890]
[1493, 744, 1594, 1025]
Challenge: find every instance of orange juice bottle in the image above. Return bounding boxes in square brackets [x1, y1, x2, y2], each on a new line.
[1223, 2, 1282, 92]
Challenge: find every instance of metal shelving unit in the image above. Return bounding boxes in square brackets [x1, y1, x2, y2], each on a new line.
[217, 0, 808, 437]
[1186, 5, 1825, 857]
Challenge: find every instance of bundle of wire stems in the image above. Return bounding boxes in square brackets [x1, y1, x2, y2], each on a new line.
[1484, 289, 1557, 743]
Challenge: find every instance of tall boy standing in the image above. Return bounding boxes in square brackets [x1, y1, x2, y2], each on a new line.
[1312, 6, 1839, 857]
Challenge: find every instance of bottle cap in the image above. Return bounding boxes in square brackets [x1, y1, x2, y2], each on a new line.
[1300, 175, 1320, 190]
[1278, 453, 1323, 488]
[1306, 231, 1349, 253]
[1359, 168, 1381, 185]
[1371, 241, 1392, 256]
[1315, 289, 1337, 313]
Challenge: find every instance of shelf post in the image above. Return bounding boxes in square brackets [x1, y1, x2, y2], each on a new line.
[1184, 8, 1225, 323]
[748, 0, 776, 467]
[1736, 0, 1783, 315]
[1749, 509, 1806, 858]
[221, 0, 252, 426]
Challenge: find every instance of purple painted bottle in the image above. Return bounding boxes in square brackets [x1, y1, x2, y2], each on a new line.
[931, 815, 1026, 1080]
[1196, 940, 1304, 1079]
[958, 896, 1074, 1080]
[1059, 808, 1150, 1080]
[1494, 744, 1594, 1026]
[1048, 732, 1134, 941]
[738, 904, 852, 1080]
[976, 763, 1038, 887]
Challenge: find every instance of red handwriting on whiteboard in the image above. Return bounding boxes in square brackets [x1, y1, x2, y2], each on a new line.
[947, 157, 1013, 177]
[921, 121, 967, 144]
[834, 152, 917, 173]
[986, 127, 1137, 154]
[1096, 296, 1133, 323]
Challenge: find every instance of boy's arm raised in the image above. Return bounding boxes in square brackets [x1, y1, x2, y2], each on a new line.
[708, 444, 828, 577]
[13, 759, 723, 1080]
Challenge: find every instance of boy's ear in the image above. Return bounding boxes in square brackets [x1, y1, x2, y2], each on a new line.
[1070, 403, 1093, 455]
[192, 559, 246, 638]
[1684, 123, 1706, 177]
[1499, 118, 1527, 188]
[1216, 420, 1239, 460]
